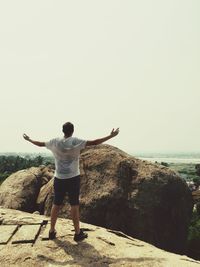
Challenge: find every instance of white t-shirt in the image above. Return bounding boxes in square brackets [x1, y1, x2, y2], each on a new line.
[45, 137, 87, 179]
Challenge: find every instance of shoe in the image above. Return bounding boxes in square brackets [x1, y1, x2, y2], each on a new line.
[74, 229, 88, 242]
[49, 230, 56, 240]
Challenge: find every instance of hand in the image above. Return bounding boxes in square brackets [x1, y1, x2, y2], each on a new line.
[23, 133, 30, 141]
[110, 128, 119, 137]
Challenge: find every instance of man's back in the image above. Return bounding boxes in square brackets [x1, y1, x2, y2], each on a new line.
[45, 137, 86, 179]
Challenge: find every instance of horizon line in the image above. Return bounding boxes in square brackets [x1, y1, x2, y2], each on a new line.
[0, 151, 200, 155]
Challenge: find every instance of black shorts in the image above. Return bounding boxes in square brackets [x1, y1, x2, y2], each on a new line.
[53, 175, 80, 206]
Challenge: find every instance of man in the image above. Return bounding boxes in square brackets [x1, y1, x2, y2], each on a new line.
[23, 122, 119, 242]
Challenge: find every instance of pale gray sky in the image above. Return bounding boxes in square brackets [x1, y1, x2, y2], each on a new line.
[0, 0, 199, 154]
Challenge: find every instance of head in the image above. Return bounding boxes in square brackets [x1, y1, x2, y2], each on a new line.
[62, 122, 74, 137]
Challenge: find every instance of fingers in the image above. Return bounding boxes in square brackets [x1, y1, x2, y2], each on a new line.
[111, 128, 119, 132]
[110, 128, 120, 136]
[23, 133, 29, 140]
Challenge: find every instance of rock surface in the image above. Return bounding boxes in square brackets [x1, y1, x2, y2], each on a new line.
[0, 207, 199, 267]
[38, 145, 193, 254]
[0, 166, 53, 212]
[0, 145, 194, 254]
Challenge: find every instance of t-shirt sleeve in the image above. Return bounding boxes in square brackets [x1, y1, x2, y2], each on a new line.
[45, 139, 56, 150]
[73, 137, 87, 150]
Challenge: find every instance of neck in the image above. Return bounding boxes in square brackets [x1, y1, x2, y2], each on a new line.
[64, 135, 72, 138]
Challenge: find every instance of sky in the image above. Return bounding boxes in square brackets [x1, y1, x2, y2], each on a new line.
[0, 0, 200, 154]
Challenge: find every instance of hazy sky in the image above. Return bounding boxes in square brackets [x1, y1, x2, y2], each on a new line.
[0, 0, 199, 154]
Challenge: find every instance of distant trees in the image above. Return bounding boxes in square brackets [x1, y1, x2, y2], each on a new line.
[197, 203, 200, 216]
[194, 164, 200, 189]
[193, 177, 200, 188]
[187, 164, 200, 260]
[0, 155, 54, 184]
[195, 164, 200, 176]
[160, 162, 169, 167]
[187, 209, 200, 260]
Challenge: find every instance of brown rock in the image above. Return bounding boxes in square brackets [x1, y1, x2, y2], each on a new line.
[0, 207, 199, 267]
[0, 225, 18, 244]
[0, 166, 53, 213]
[38, 144, 193, 254]
[11, 224, 41, 244]
[36, 178, 54, 214]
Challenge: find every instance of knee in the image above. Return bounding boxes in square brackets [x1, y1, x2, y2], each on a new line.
[71, 205, 79, 212]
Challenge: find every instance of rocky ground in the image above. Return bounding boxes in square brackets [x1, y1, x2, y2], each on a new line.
[0, 207, 200, 267]
[0, 145, 194, 254]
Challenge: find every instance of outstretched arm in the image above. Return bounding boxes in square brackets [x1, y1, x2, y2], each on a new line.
[86, 128, 119, 146]
[23, 134, 45, 147]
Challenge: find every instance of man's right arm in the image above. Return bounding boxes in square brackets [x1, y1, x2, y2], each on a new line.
[23, 134, 45, 147]
[86, 128, 119, 146]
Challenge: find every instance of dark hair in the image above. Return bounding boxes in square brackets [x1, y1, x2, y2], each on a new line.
[62, 122, 74, 136]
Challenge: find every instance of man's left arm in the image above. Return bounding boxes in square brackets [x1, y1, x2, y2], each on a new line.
[23, 134, 45, 147]
[86, 128, 119, 146]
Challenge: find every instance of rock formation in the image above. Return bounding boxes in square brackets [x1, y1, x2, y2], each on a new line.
[37, 145, 193, 254]
[0, 207, 199, 267]
[0, 145, 193, 255]
[0, 166, 53, 212]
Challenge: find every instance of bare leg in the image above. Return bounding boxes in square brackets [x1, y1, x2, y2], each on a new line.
[50, 204, 61, 232]
[71, 205, 80, 234]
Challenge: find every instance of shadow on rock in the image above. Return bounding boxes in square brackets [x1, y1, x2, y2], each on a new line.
[37, 238, 165, 267]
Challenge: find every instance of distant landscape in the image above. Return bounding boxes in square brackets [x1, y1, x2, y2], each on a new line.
[0, 151, 200, 184]
[135, 152, 200, 182]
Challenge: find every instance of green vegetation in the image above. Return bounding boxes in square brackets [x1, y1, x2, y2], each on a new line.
[160, 162, 169, 167]
[0, 154, 54, 184]
[159, 162, 199, 181]
[187, 209, 200, 260]
[168, 163, 200, 260]
[188, 210, 200, 242]
[159, 161, 200, 259]
[193, 177, 200, 187]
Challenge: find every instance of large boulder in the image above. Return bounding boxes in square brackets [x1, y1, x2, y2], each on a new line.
[37, 144, 193, 254]
[0, 166, 53, 212]
[0, 207, 200, 267]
